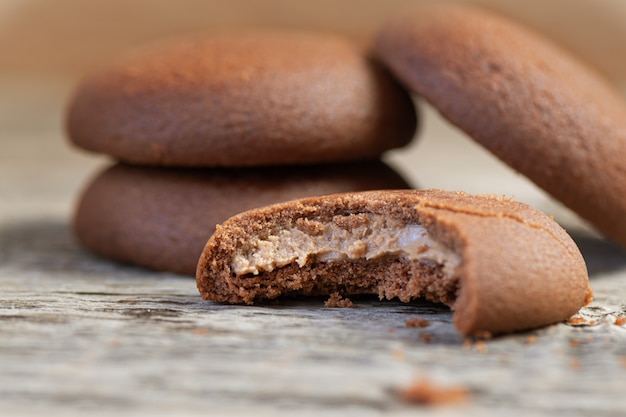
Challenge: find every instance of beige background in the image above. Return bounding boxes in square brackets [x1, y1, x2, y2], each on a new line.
[1, 0, 626, 91]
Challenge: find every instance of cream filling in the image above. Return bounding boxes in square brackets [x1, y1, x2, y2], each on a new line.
[231, 214, 461, 277]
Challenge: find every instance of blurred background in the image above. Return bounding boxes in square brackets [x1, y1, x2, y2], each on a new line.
[1, 0, 626, 84]
[2, 0, 626, 231]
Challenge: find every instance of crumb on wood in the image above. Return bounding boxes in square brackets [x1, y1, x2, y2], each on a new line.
[473, 330, 493, 340]
[615, 317, 626, 326]
[570, 339, 580, 347]
[324, 292, 353, 308]
[398, 379, 469, 406]
[526, 335, 538, 344]
[421, 333, 432, 343]
[392, 347, 405, 361]
[406, 317, 430, 328]
[461, 335, 490, 351]
[568, 316, 587, 325]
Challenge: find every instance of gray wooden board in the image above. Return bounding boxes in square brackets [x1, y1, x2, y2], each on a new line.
[1, 80, 625, 416]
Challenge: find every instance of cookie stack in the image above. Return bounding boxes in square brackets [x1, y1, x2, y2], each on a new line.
[66, 31, 418, 275]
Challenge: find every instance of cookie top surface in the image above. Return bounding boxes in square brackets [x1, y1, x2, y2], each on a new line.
[66, 30, 417, 167]
[73, 161, 411, 275]
[197, 189, 591, 336]
[374, 4, 626, 248]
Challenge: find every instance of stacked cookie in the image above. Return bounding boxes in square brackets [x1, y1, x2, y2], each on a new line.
[66, 31, 418, 275]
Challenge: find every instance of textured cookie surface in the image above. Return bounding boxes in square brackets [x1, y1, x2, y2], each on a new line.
[67, 30, 417, 167]
[197, 189, 592, 336]
[73, 161, 411, 275]
[374, 4, 626, 248]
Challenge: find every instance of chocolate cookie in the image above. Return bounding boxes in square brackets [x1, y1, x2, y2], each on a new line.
[197, 190, 592, 336]
[66, 30, 417, 167]
[73, 161, 411, 275]
[374, 4, 626, 248]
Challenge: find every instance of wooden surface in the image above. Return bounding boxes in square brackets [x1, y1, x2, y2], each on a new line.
[1, 79, 626, 416]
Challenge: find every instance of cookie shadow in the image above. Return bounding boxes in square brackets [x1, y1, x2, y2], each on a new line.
[254, 295, 463, 345]
[0, 218, 178, 278]
[569, 231, 626, 277]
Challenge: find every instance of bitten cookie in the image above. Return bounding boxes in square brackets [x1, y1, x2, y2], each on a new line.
[196, 190, 592, 336]
[374, 4, 626, 248]
[73, 161, 411, 275]
[66, 30, 417, 167]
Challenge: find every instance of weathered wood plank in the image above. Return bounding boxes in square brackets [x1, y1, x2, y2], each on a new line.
[1, 229, 626, 416]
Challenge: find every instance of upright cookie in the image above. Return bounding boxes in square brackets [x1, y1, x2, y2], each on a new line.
[67, 30, 417, 167]
[74, 161, 411, 275]
[374, 4, 626, 248]
[197, 190, 592, 336]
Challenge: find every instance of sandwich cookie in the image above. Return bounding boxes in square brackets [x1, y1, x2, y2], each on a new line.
[197, 189, 592, 336]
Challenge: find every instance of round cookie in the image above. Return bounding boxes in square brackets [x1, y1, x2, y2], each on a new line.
[373, 4, 626, 248]
[66, 30, 417, 167]
[197, 189, 592, 336]
[73, 161, 412, 276]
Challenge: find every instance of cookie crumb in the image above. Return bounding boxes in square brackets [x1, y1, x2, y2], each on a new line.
[406, 317, 430, 328]
[475, 341, 488, 353]
[392, 347, 405, 361]
[324, 292, 353, 308]
[615, 317, 626, 326]
[570, 339, 580, 347]
[473, 330, 493, 340]
[526, 335, 538, 344]
[398, 379, 469, 405]
[421, 333, 432, 343]
[568, 317, 587, 325]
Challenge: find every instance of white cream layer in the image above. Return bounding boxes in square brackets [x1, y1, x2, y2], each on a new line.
[231, 214, 461, 276]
